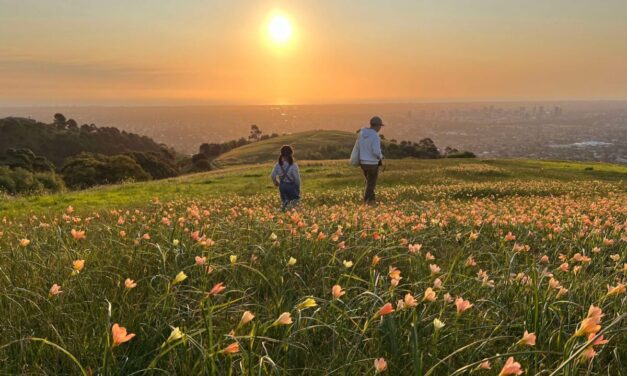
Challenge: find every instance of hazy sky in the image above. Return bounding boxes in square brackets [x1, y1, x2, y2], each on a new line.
[1, 0, 627, 105]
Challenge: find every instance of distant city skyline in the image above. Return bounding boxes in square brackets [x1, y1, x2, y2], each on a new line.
[1, 0, 627, 106]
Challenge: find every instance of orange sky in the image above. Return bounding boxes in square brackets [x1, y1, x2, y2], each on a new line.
[1, 1, 627, 105]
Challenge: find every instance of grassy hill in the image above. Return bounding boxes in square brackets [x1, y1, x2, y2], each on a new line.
[1, 158, 625, 374]
[215, 130, 359, 165]
[2, 158, 625, 215]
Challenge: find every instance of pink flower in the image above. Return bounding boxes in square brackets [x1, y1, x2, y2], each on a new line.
[222, 342, 240, 354]
[71, 229, 86, 240]
[498, 357, 523, 376]
[429, 264, 441, 275]
[49, 283, 62, 296]
[208, 282, 225, 296]
[195, 256, 206, 266]
[331, 284, 345, 299]
[374, 358, 387, 373]
[124, 278, 137, 289]
[111, 323, 135, 347]
[377, 303, 395, 317]
[517, 330, 536, 346]
[455, 297, 473, 315]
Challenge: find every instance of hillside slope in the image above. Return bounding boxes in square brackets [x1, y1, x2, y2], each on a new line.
[2, 158, 625, 215]
[1, 158, 625, 374]
[215, 130, 358, 165]
[0, 117, 174, 166]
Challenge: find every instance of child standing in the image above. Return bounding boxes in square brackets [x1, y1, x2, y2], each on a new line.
[271, 145, 301, 210]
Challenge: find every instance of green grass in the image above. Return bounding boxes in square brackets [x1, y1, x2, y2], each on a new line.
[0, 158, 625, 375]
[2, 158, 625, 216]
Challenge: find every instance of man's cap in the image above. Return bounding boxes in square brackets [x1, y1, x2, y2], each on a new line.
[370, 116, 384, 127]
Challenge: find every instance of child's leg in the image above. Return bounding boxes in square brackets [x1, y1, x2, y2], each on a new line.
[279, 184, 289, 209]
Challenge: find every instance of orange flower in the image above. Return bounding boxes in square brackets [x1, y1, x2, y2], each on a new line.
[377, 303, 395, 317]
[433, 278, 442, 289]
[498, 357, 523, 376]
[208, 282, 225, 296]
[273, 312, 293, 326]
[403, 293, 418, 308]
[222, 342, 240, 354]
[479, 360, 491, 370]
[423, 287, 437, 302]
[119, 230, 126, 238]
[429, 264, 441, 275]
[517, 330, 536, 346]
[574, 318, 601, 337]
[455, 297, 473, 315]
[586, 305, 604, 323]
[587, 333, 609, 346]
[71, 229, 86, 240]
[374, 358, 387, 373]
[331, 284, 345, 299]
[372, 255, 381, 266]
[388, 266, 401, 280]
[124, 278, 137, 289]
[580, 347, 597, 361]
[111, 323, 135, 347]
[239, 311, 255, 326]
[408, 243, 422, 254]
[390, 277, 401, 287]
[504, 232, 516, 241]
[606, 283, 625, 296]
[465, 256, 477, 267]
[72, 259, 85, 272]
[559, 263, 569, 272]
[540, 255, 549, 264]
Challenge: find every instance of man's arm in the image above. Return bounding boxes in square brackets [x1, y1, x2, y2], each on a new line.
[372, 135, 383, 161]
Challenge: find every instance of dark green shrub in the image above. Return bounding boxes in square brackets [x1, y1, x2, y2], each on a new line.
[9, 168, 43, 194]
[35, 172, 66, 192]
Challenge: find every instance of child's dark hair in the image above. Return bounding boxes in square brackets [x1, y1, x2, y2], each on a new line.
[278, 145, 294, 165]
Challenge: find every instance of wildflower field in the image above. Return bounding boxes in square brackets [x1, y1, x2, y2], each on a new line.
[0, 159, 625, 375]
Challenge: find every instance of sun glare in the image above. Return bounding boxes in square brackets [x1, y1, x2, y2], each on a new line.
[268, 14, 293, 44]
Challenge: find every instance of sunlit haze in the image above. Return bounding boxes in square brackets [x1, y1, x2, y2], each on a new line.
[1, 0, 627, 105]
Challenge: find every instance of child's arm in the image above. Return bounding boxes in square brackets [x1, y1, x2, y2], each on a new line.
[292, 164, 301, 187]
[270, 164, 280, 186]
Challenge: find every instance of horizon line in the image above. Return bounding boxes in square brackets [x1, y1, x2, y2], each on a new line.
[2, 98, 627, 108]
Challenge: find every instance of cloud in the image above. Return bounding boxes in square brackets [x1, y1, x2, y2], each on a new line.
[0, 53, 183, 83]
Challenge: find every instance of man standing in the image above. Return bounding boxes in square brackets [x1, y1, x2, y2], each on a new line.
[350, 116, 384, 204]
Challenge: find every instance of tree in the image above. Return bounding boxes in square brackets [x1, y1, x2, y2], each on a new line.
[66, 118, 78, 131]
[53, 113, 67, 130]
[127, 152, 179, 179]
[249, 124, 262, 141]
[61, 153, 150, 189]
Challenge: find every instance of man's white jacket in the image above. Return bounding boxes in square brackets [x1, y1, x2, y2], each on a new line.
[350, 127, 383, 166]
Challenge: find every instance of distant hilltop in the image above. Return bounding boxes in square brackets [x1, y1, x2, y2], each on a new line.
[210, 129, 472, 166]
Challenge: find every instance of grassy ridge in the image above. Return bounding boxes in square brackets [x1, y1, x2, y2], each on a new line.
[215, 130, 358, 165]
[1, 158, 625, 216]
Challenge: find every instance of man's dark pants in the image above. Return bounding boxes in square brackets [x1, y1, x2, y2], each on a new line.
[360, 164, 379, 204]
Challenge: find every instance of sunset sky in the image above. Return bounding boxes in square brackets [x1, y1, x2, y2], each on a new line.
[1, 0, 627, 105]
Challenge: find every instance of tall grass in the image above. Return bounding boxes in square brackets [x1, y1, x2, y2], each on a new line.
[0, 178, 625, 374]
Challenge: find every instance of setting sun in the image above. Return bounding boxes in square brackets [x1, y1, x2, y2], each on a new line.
[267, 14, 293, 44]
